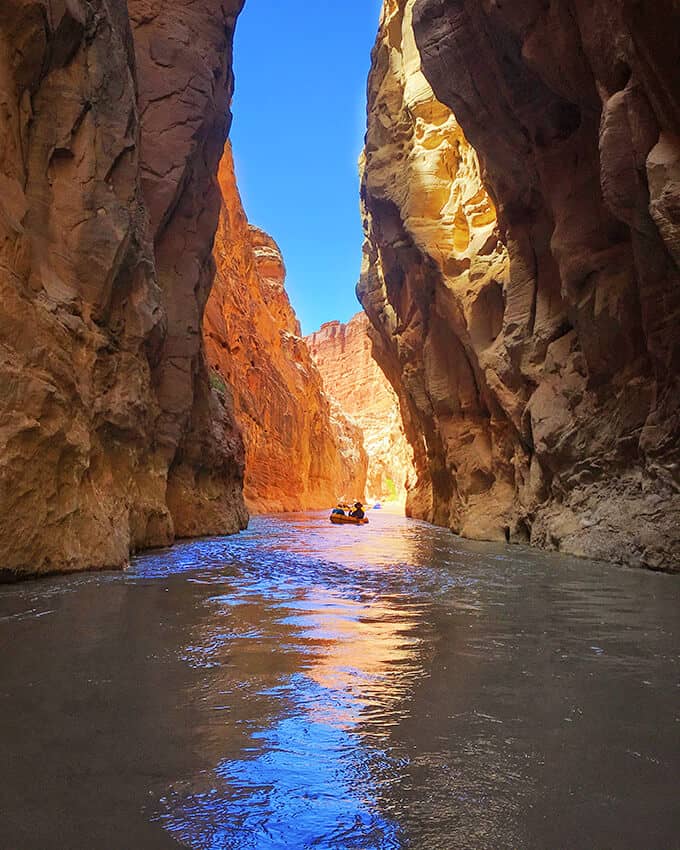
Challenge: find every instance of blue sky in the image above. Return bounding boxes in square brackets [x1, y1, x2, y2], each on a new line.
[230, 0, 384, 336]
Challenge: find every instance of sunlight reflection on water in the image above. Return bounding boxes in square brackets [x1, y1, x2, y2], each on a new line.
[126, 513, 678, 849]
[148, 514, 438, 849]
[2, 511, 678, 850]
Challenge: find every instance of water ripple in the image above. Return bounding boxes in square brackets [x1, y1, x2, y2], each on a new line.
[1, 511, 678, 849]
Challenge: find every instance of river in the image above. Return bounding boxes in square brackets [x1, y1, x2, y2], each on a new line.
[0, 512, 678, 849]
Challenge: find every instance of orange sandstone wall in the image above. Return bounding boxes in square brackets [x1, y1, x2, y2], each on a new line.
[306, 313, 415, 503]
[0, 0, 247, 579]
[205, 145, 367, 513]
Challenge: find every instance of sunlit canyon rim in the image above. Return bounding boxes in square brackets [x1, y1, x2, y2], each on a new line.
[1, 3, 680, 849]
[1, 0, 679, 576]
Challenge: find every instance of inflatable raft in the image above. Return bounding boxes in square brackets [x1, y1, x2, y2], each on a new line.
[330, 514, 369, 525]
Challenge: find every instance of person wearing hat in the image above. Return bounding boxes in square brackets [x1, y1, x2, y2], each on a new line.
[349, 501, 365, 520]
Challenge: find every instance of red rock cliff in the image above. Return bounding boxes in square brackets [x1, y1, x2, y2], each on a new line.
[0, 0, 247, 579]
[306, 313, 415, 503]
[205, 145, 367, 513]
[360, 0, 680, 570]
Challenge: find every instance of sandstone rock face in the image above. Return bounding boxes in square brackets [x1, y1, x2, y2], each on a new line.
[0, 0, 246, 579]
[360, 0, 518, 539]
[360, 0, 680, 570]
[306, 313, 415, 503]
[129, 0, 247, 538]
[205, 145, 367, 514]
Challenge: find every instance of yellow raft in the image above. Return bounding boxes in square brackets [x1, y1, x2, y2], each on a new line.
[329, 514, 369, 525]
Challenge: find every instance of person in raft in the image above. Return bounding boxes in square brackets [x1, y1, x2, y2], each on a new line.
[331, 506, 346, 516]
[349, 501, 365, 520]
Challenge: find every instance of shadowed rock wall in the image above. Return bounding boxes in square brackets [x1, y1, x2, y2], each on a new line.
[306, 313, 415, 503]
[0, 0, 247, 578]
[129, 0, 247, 538]
[205, 145, 368, 513]
[360, 0, 680, 570]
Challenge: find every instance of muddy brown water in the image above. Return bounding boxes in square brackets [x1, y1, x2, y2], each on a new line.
[1, 512, 678, 849]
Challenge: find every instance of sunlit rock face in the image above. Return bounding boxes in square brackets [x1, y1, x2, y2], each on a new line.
[361, 0, 680, 570]
[0, 0, 247, 579]
[359, 0, 519, 542]
[306, 314, 415, 504]
[205, 145, 367, 514]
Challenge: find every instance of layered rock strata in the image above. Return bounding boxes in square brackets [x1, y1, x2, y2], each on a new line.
[0, 0, 247, 579]
[306, 313, 415, 503]
[360, 0, 680, 570]
[205, 145, 367, 513]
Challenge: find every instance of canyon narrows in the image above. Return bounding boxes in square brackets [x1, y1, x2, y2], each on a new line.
[359, 0, 680, 571]
[1, 0, 679, 578]
[2, 2, 680, 848]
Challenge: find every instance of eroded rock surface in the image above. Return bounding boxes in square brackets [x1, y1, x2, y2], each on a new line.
[205, 146, 367, 513]
[359, 0, 518, 539]
[360, 0, 680, 570]
[306, 313, 415, 503]
[0, 0, 246, 579]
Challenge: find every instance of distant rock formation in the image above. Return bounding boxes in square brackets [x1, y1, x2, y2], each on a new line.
[205, 145, 367, 513]
[0, 0, 247, 579]
[306, 313, 415, 503]
[360, 0, 680, 570]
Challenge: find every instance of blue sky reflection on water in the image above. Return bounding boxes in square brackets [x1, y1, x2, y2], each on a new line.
[3, 514, 678, 848]
[149, 517, 430, 849]
[157, 676, 402, 850]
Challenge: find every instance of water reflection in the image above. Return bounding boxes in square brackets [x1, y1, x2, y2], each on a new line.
[0, 512, 678, 850]
[153, 517, 438, 849]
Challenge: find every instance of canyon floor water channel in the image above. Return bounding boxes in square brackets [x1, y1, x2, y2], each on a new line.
[1, 512, 678, 850]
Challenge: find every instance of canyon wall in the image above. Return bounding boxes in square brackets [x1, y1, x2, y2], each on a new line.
[306, 313, 415, 503]
[205, 145, 367, 514]
[0, 0, 247, 579]
[360, 0, 680, 570]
